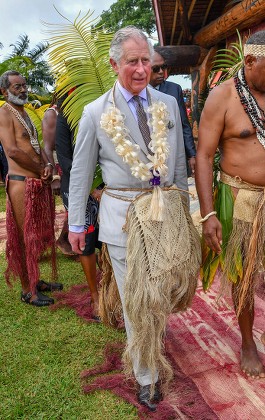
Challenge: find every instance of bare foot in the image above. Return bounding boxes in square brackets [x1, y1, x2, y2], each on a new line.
[241, 345, 265, 379]
[91, 296, 100, 321]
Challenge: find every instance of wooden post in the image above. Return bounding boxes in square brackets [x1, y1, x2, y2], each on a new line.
[190, 47, 217, 139]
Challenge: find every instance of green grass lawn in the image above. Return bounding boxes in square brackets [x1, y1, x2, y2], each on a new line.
[0, 191, 138, 419]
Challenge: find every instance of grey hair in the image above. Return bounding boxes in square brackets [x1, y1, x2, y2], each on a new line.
[0, 70, 23, 90]
[246, 30, 265, 45]
[109, 26, 154, 63]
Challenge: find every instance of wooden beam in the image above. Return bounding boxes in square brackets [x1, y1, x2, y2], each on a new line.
[194, 0, 265, 48]
[178, 0, 197, 44]
[201, 0, 215, 28]
[178, 0, 192, 44]
[152, 0, 165, 46]
[170, 1, 179, 45]
[156, 45, 209, 69]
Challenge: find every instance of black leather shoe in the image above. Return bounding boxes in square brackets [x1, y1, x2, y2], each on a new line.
[21, 291, 54, 306]
[138, 384, 158, 412]
[37, 279, 63, 292]
[153, 382, 162, 402]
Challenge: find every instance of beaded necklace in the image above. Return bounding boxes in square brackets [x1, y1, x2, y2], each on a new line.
[3, 102, 40, 154]
[234, 68, 265, 148]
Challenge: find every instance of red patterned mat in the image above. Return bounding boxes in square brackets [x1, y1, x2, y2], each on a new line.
[53, 281, 265, 419]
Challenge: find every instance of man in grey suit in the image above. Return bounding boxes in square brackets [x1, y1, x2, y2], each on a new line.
[150, 50, 196, 177]
[68, 26, 200, 411]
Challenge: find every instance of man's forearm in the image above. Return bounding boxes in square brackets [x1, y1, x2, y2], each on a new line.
[9, 147, 43, 175]
[195, 156, 214, 217]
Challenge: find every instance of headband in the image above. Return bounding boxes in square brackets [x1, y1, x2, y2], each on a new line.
[244, 44, 265, 57]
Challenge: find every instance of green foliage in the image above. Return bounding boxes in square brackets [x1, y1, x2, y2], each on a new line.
[211, 29, 244, 85]
[24, 104, 50, 144]
[0, 34, 54, 95]
[44, 9, 116, 138]
[97, 0, 156, 36]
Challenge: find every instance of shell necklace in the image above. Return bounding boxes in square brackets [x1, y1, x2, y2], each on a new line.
[4, 102, 40, 154]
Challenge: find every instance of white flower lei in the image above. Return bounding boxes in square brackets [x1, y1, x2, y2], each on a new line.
[100, 92, 170, 182]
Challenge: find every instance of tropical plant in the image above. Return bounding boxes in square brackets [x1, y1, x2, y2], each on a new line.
[210, 29, 244, 85]
[44, 9, 116, 137]
[44, 9, 117, 189]
[0, 34, 54, 95]
[24, 104, 49, 143]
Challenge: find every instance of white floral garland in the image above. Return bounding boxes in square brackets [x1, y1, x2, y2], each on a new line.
[100, 97, 170, 182]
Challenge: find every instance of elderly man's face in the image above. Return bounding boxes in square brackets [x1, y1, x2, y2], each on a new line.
[5, 75, 28, 106]
[110, 37, 151, 95]
[149, 52, 167, 87]
[245, 55, 265, 94]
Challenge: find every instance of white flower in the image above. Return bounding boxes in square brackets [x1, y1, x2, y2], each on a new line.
[100, 97, 170, 183]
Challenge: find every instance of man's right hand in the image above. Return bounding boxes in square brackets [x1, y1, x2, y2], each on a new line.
[51, 178, 61, 196]
[202, 216, 222, 254]
[68, 231, 86, 255]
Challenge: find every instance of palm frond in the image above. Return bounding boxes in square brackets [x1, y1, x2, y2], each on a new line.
[9, 34, 30, 57]
[211, 29, 244, 85]
[28, 42, 49, 62]
[24, 104, 49, 144]
[43, 9, 116, 137]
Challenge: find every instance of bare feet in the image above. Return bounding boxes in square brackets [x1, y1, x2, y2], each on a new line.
[241, 344, 265, 379]
[91, 295, 101, 321]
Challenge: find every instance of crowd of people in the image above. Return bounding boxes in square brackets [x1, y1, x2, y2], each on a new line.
[0, 26, 265, 412]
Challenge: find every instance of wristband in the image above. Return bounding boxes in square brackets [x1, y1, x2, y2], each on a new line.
[52, 174, 61, 182]
[199, 211, 217, 223]
[45, 162, 54, 169]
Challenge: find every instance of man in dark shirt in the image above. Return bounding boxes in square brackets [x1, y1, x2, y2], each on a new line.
[149, 50, 196, 176]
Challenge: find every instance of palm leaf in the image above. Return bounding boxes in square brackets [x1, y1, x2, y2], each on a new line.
[8, 34, 30, 57]
[210, 29, 244, 85]
[28, 42, 49, 62]
[43, 9, 116, 138]
[24, 104, 49, 144]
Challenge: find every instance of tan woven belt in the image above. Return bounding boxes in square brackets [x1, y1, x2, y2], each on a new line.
[102, 185, 191, 202]
[220, 171, 265, 191]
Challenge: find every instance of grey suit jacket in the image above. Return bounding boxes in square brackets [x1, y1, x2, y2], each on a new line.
[69, 85, 188, 247]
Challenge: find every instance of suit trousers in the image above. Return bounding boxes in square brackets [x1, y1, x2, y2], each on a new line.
[107, 243, 158, 386]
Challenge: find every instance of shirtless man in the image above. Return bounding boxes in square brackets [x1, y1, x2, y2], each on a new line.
[42, 94, 75, 256]
[196, 31, 265, 379]
[0, 70, 62, 306]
